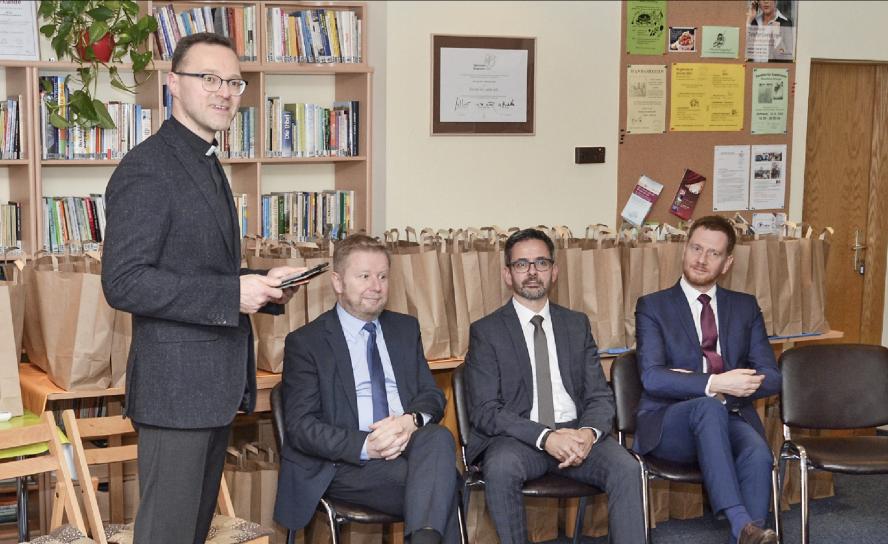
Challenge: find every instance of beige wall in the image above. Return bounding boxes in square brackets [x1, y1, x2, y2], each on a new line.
[383, 1, 622, 232]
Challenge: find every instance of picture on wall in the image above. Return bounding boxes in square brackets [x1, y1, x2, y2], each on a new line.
[745, 0, 797, 62]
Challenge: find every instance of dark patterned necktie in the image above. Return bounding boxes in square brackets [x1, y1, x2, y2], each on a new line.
[698, 294, 724, 374]
[363, 322, 389, 422]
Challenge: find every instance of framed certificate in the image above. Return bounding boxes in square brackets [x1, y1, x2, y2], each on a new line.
[432, 34, 535, 135]
[0, 1, 39, 61]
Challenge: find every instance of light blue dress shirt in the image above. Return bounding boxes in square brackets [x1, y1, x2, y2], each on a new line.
[336, 304, 404, 459]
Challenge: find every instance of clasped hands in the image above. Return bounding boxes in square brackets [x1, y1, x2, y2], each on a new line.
[240, 266, 305, 314]
[671, 367, 764, 397]
[544, 428, 596, 469]
[366, 414, 417, 461]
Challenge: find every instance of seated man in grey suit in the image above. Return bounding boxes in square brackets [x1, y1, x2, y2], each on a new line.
[465, 228, 646, 544]
[274, 234, 460, 544]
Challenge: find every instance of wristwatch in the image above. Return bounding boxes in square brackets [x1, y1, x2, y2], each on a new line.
[540, 429, 553, 450]
[409, 411, 425, 428]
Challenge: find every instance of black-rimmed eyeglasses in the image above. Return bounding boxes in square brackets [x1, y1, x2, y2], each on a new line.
[507, 258, 554, 273]
[173, 72, 248, 96]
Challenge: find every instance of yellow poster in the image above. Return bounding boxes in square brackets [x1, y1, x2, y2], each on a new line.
[670, 63, 745, 131]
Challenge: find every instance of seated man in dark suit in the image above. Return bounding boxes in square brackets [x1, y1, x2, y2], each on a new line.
[465, 229, 645, 544]
[635, 215, 781, 544]
[273, 234, 460, 544]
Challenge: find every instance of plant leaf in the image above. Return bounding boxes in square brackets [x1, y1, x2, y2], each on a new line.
[38, 1, 56, 18]
[93, 100, 116, 129]
[87, 21, 108, 44]
[87, 6, 113, 21]
[39, 24, 57, 38]
[121, 0, 139, 18]
[49, 111, 70, 129]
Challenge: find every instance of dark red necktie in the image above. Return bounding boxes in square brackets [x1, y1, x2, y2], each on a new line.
[698, 294, 724, 374]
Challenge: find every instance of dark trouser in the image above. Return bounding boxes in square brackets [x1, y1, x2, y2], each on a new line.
[325, 424, 461, 543]
[482, 434, 646, 544]
[133, 424, 231, 544]
[650, 397, 774, 524]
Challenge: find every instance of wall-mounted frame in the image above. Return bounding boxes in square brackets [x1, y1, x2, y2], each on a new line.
[432, 34, 536, 135]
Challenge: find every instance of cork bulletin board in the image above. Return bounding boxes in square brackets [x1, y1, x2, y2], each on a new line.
[617, 0, 797, 226]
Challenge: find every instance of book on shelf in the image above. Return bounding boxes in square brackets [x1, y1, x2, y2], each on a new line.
[233, 193, 248, 238]
[153, 3, 257, 61]
[266, 98, 359, 158]
[0, 96, 21, 160]
[0, 202, 22, 255]
[42, 195, 105, 253]
[40, 76, 151, 160]
[266, 7, 362, 64]
[217, 107, 256, 159]
[262, 190, 354, 242]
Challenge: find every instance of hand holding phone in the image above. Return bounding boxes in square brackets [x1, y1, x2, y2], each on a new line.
[278, 262, 330, 289]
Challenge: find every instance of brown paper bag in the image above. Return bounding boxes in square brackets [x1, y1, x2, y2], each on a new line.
[465, 489, 499, 543]
[551, 227, 584, 312]
[23, 255, 113, 390]
[720, 243, 752, 294]
[247, 252, 309, 373]
[767, 236, 803, 337]
[621, 232, 660, 347]
[580, 244, 626, 351]
[0, 262, 25, 416]
[448, 232, 485, 357]
[800, 228, 831, 334]
[396, 237, 452, 360]
[224, 447, 256, 522]
[526, 497, 558, 542]
[109, 310, 131, 388]
[668, 482, 704, 520]
[745, 238, 775, 335]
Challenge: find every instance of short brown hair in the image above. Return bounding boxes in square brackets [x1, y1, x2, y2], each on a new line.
[333, 234, 391, 273]
[688, 215, 737, 254]
[171, 33, 237, 72]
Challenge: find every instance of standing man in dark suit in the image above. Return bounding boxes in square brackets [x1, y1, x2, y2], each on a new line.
[102, 33, 302, 544]
[274, 234, 460, 544]
[635, 215, 781, 544]
[464, 229, 645, 544]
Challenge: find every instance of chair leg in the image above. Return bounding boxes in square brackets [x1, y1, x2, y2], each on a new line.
[286, 529, 296, 544]
[771, 458, 781, 543]
[457, 489, 469, 544]
[799, 450, 809, 544]
[571, 496, 587, 544]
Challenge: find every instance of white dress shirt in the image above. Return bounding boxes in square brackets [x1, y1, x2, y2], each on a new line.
[679, 277, 721, 397]
[512, 298, 600, 448]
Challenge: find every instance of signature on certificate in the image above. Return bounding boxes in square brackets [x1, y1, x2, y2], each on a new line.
[453, 96, 518, 113]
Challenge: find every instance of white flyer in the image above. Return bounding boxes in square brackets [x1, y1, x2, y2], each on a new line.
[0, 1, 39, 61]
[712, 145, 750, 211]
[749, 144, 787, 210]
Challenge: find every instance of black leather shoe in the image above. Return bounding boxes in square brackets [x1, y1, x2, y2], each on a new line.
[738, 523, 778, 544]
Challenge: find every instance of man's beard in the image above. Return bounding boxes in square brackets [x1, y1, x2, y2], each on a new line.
[516, 277, 548, 300]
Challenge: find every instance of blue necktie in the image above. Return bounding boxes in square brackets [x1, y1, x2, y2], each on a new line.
[363, 322, 389, 422]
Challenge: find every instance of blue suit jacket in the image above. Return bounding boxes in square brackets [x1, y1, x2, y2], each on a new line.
[273, 308, 446, 530]
[633, 282, 781, 455]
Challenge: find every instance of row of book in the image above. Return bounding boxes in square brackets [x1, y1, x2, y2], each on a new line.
[0, 97, 21, 160]
[262, 190, 355, 242]
[266, 7, 362, 64]
[153, 3, 258, 61]
[0, 202, 22, 254]
[40, 77, 151, 160]
[43, 195, 106, 253]
[218, 107, 256, 159]
[266, 99, 359, 158]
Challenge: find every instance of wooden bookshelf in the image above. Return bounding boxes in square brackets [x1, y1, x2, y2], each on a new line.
[1, 0, 372, 254]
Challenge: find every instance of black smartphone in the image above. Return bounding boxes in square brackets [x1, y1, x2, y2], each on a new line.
[278, 262, 330, 289]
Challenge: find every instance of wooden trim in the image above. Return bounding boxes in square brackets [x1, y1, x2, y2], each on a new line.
[861, 64, 888, 344]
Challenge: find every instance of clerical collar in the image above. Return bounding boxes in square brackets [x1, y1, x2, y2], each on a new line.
[169, 115, 219, 160]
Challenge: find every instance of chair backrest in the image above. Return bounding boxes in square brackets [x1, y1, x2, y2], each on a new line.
[0, 412, 87, 535]
[62, 409, 243, 544]
[611, 351, 642, 439]
[451, 364, 471, 451]
[270, 383, 285, 454]
[780, 344, 888, 429]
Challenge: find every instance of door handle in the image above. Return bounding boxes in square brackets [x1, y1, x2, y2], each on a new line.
[853, 228, 866, 275]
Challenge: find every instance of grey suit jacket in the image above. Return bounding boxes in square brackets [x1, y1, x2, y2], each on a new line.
[274, 308, 446, 529]
[101, 119, 280, 429]
[463, 301, 615, 465]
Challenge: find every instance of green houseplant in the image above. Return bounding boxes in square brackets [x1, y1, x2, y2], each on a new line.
[38, 0, 158, 129]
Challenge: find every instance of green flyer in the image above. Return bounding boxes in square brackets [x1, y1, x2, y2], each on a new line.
[627, 0, 666, 55]
[701, 26, 740, 59]
[751, 68, 789, 134]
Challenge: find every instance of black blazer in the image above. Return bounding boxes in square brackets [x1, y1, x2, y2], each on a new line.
[274, 308, 446, 529]
[102, 119, 279, 428]
[463, 301, 615, 465]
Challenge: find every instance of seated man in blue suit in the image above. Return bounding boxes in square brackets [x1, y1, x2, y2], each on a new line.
[274, 234, 460, 544]
[635, 215, 781, 544]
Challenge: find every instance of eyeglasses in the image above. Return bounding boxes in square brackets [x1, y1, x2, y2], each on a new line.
[173, 72, 248, 96]
[687, 243, 724, 260]
[507, 257, 554, 273]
